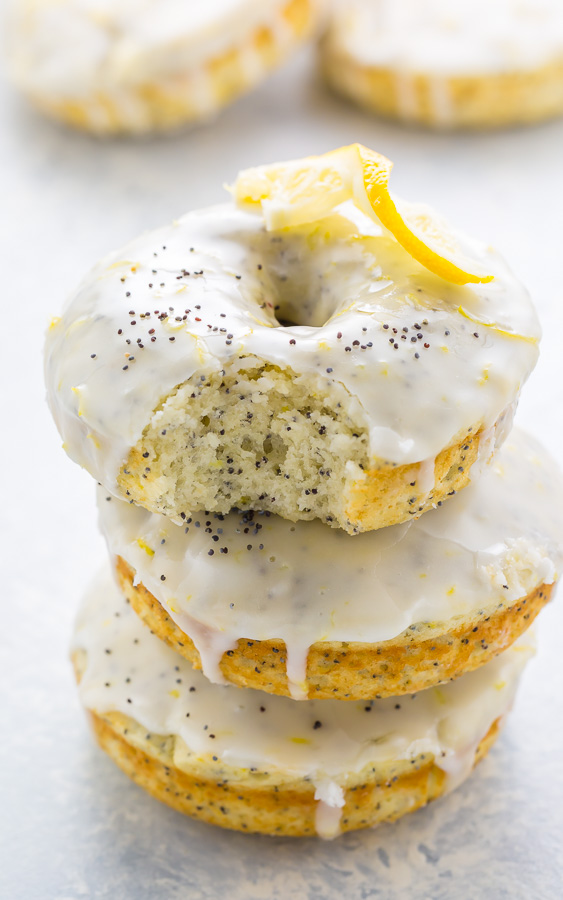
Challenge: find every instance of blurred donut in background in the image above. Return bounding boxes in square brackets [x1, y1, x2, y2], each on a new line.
[7, 0, 323, 135]
[320, 0, 563, 128]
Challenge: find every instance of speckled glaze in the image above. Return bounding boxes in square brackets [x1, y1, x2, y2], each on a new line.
[329, 0, 563, 76]
[45, 194, 540, 499]
[73, 569, 535, 836]
[98, 429, 563, 696]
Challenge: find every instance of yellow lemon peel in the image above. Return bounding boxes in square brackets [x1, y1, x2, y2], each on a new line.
[233, 144, 494, 286]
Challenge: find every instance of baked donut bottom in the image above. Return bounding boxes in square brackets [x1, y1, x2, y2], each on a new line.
[320, 43, 563, 129]
[84, 707, 501, 837]
[15, 0, 319, 135]
[116, 555, 553, 700]
[72, 570, 532, 838]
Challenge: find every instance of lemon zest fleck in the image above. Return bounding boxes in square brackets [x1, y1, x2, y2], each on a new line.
[136, 538, 154, 557]
[71, 386, 85, 417]
[457, 306, 538, 343]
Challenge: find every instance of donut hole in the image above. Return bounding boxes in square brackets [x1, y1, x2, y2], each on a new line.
[119, 356, 371, 532]
[275, 314, 301, 328]
[258, 233, 349, 329]
[270, 287, 339, 329]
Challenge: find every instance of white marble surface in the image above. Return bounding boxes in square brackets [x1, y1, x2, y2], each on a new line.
[1, 46, 563, 900]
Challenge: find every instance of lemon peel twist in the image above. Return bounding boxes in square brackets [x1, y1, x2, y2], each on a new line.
[233, 144, 494, 286]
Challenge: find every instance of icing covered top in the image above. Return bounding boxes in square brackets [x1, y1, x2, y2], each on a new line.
[9, 0, 291, 98]
[73, 568, 534, 811]
[329, 0, 563, 75]
[45, 197, 539, 493]
[98, 429, 563, 695]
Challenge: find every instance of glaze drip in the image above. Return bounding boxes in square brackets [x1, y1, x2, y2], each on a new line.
[73, 568, 535, 838]
[97, 429, 563, 691]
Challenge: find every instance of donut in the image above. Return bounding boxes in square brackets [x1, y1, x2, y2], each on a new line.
[45, 145, 540, 533]
[73, 569, 534, 838]
[99, 428, 563, 700]
[7, 0, 321, 135]
[320, 0, 563, 129]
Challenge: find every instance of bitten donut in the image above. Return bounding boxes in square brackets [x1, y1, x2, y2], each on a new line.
[320, 0, 563, 129]
[45, 145, 540, 533]
[100, 429, 563, 700]
[73, 570, 534, 838]
[8, 0, 320, 134]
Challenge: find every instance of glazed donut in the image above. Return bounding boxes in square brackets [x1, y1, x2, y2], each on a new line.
[73, 569, 534, 838]
[8, 0, 321, 134]
[320, 0, 563, 129]
[45, 145, 540, 533]
[99, 429, 563, 700]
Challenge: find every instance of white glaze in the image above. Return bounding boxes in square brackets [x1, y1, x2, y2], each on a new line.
[330, 0, 563, 76]
[45, 196, 540, 497]
[73, 568, 535, 835]
[8, 0, 301, 115]
[98, 429, 563, 692]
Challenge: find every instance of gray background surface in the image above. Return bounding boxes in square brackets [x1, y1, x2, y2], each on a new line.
[1, 46, 563, 899]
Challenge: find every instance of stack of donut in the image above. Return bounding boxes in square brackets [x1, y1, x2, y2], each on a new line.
[45, 145, 563, 837]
